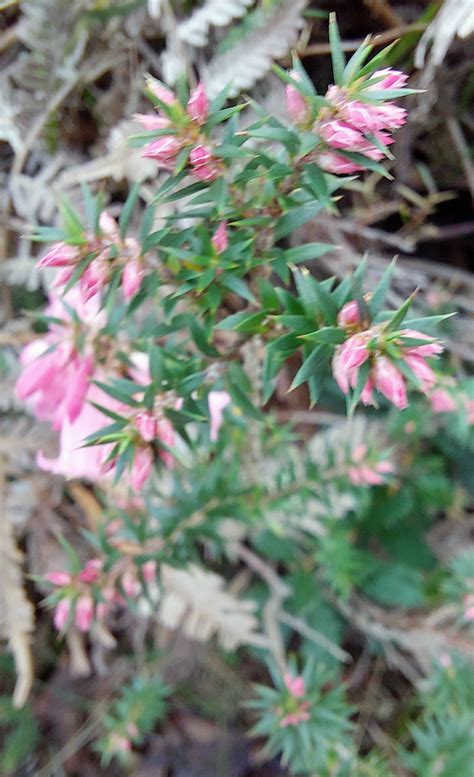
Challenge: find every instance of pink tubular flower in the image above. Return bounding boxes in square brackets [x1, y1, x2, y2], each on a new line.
[36, 242, 80, 270]
[121, 571, 140, 598]
[46, 572, 72, 586]
[99, 212, 120, 243]
[80, 257, 109, 302]
[283, 673, 306, 698]
[403, 353, 436, 393]
[189, 144, 212, 168]
[286, 72, 309, 123]
[401, 330, 444, 357]
[53, 598, 71, 630]
[208, 391, 231, 442]
[187, 82, 209, 124]
[133, 113, 171, 131]
[332, 333, 370, 394]
[192, 163, 219, 182]
[122, 258, 144, 301]
[37, 384, 121, 481]
[373, 357, 408, 409]
[142, 135, 182, 163]
[211, 222, 229, 254]
[78, 558, 103, 584]
[280, 702, 311, 728]
[75, 595, 94, 632]
[130, 446, 153, 492]
[319, 120, 365, 150]
[318, 151, 364, 174]
[142, 560, 157, 583]
[367, 68, 409, 91]
[145, 77, 176, 105]
[337, 299, 361, 328]
[135, 411, 157, 442]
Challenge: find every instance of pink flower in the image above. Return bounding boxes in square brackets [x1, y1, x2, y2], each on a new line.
[337, 300, 361, 328]
[368, 68, 409, 91]
[373, 357, 408, 409]
[37, 384, 121, 481]
[187, 82, 209, 124]
[142, 560, 157, 583]
[286, 72, 309, 123]
[46, 572, 72, 586]
[80, 257, 109, 302]
[122, 258, 143, 301]
[279, 702, 311, 728]
[110, 734, 132, 754]
[401, 330, 444, 357]
[283, 673, 306, 698]
[53, 598, 71, 630]
[99, 212, 120, 243]
[369, 104, 407, 130]
[464, 606, 474, 622]
[135, 411, 157, 442]
[189, 144, 212, 168]
[439, 653, 452, 669]
[130, 446, 153, 491]
[211, 222, 229, 254]
[145, 77, 176, 106]
[332, 333, 370, 394]
[319, 120, 365, 150]
[208, 391, 231, 442]
[78, 559, 102, 584]
[121, 571, 140, 598]
[156, 416, 176, 468]
[75, 595, 94, 632]
[192, 163, 219, 182]
[142, 135, 182, 163]
[318, 151, 364, 174]
[403, 353, 436, 393]
[36, 242, 80, 269]
[133, 113, 171, 131]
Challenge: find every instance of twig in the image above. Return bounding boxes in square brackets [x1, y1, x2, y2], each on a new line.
[279, 610, 351, 663]
[363, 0, 402, 29]
[298, 23, 428, 58]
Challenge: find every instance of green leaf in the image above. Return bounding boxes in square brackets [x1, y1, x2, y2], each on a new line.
[383, 290, 417, 333]
[290, 344, 332, 391]
[274, 201, 325, 240]
[368, 257, 397, 315]
[342, 40, 373, 85]
[119, 181, 141, 238]
[362, 563, 425, 608]
[304, 163, 330, 201]
[300, 326, 345, 344]
[220, 274, 256, 303]
[149, 344, 164, 384]
[329, 13, 346, 85]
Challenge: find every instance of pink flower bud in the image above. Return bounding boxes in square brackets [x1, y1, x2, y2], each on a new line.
[47, 572, 72, 586]
[122, 259, 144, 301]
[208, 391, 231, 442]
[145, 77, 176, 105]
[189, 144, 212, 168]
[373, 357, 408, 409]
[127, 722, 139, 738]
[142, 135, 182, 162]
[142, 560, 157, 583]
[135, 411, 157, 442]
[75, 595, 94, 632]
[110, 734, 132, 754]
[283, 673, 306, 698]
[53, 598, 71, 630]
[99, 212, 120, 242]
[286, 73, 309, 123]
[211, 222, 229, 254]
[320, 120, 364, 150]
[318, 151, 364, 174]
[130, 446, 153, 491]
[337, 300, 361, 328]
[187, 82, 209, 124]
[403, 353, 436, 393]
[401, 330, 443, 357]
[332, 333, 370, 394]
[368, 68, 409, 91]
[37, 242, 80, 269]
[80, 257, 109, 302]
[464, 606, 474, 622]
[78, 558, 102, 584]
[121, 571, 140, 598]
[439, 653, 452, 669]
[192, 163, 219, 182]
[133, 113, 171, 131]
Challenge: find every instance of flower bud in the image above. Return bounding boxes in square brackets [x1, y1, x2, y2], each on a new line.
[135, 411, 157, 442]
[337, 300, 361, 328]
[130, 446, 153, 491]
[211, 222, 229, 254]
[187, 82, 209, 124]
[75, 595, 94, 632]
[53, 598, 71, 630]
[46, 571, 72, 586]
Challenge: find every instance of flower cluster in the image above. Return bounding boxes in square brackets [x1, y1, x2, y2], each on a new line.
[137, 79, 220, 181]
[332, 300, 443, 409]
[279, 674, 311, 728]
[286, 67, 408, 174]
[38, 211, 146, 305]
[347, 443, 394, 486]
[47, 557, 157, 633]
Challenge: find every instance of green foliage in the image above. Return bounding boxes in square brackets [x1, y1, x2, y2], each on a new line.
[0, 696, 39, 775]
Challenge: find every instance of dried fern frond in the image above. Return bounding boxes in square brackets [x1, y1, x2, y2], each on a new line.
[177, 0, 255, 47]
[0, 458, 34, 707]
[158, 563, 268, 650]
[202, 0, 307, 97]
[415, 0, 474, 80]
